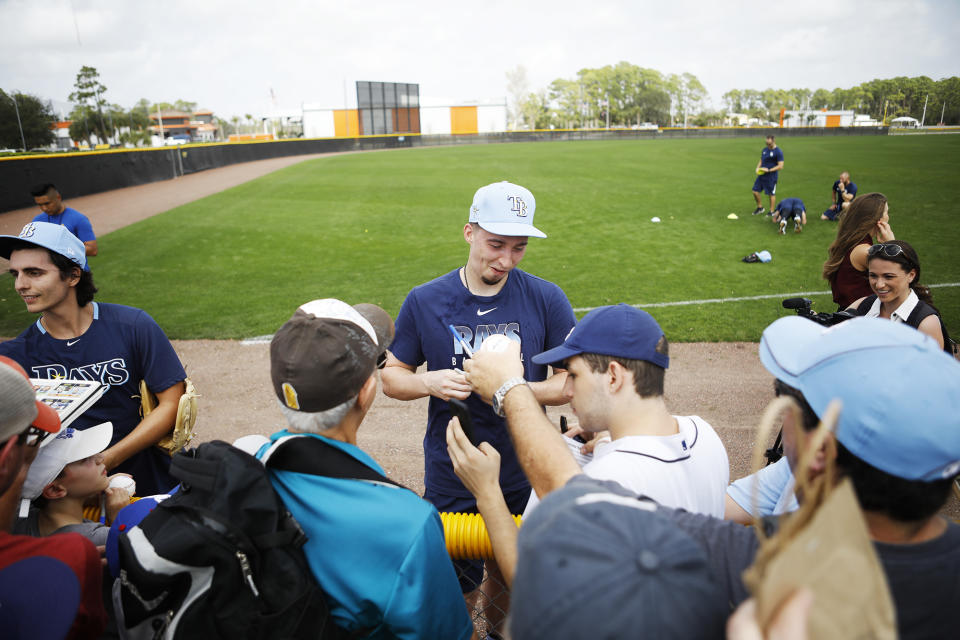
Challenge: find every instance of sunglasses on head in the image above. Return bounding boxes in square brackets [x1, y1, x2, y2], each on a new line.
[17, 425, 53, 448]
[867, 243, 905, 260]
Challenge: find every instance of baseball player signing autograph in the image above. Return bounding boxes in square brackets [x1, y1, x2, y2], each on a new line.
[0, 222, 186, 496]
[382, 181, 575, 604]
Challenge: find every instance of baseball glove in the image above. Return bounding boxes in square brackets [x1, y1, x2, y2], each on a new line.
[140, 378, 199, 456]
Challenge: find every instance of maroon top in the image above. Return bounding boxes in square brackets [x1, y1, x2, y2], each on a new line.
[830, 235, 873, 308]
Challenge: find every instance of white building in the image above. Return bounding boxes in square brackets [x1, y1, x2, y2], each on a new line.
[781, 110, 855, 128]
[301, 98, 507, 138]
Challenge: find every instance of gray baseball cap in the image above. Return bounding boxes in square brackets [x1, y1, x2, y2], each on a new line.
[510, 475, 727, 640]
[0, 356, 60, 442]
[270, 299, 394, 413]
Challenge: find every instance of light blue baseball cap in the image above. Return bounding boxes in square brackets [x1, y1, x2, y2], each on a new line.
[0, 221, 88, 271]
[760, 316, 960, 481]
[468, 181, 546, 238]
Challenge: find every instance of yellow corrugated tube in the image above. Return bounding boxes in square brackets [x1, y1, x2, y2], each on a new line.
[439, 512, 522, 559]
[83, 496, 142, 523]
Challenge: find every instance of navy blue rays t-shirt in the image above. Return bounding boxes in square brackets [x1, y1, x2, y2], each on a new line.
[390, 268, 575, 498]
[0, 302, 186, 495]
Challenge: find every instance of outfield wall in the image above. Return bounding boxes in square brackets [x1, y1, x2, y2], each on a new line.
[0, 126, 887, 213]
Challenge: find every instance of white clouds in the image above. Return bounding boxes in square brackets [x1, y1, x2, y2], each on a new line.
[0, 0, 957, 118]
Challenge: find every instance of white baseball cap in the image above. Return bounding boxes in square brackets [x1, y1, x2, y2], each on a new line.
[468, 181, 546, 238]
[22, 422, 113, 502]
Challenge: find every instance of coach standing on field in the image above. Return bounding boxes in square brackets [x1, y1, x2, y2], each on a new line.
[31, 183, 98, 257]
[751, 135, 784, 216]
[381, 181, 575, 608]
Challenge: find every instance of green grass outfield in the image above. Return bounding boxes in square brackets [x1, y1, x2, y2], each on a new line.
[1, 134, 957, 341]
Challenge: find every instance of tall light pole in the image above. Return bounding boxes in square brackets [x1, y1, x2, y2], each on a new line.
[7, 91, 27, 150]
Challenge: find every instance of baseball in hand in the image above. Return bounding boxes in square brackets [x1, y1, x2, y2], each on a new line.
[109, 475, 136, 496]
[480, 334, 512, 353]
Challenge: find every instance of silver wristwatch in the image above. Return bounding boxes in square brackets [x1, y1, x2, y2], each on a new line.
[493, 377, 527, 417]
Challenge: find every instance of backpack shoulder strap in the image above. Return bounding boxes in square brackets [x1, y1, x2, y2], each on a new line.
[905, 301, 954, 355]
[905, 299, 937, 328]
[854, 295, 877, 316]
[263, 436, 410, 492]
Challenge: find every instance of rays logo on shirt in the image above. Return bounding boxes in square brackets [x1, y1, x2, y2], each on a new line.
[451, 323, 520, 355]
[31, 358, 130, 387]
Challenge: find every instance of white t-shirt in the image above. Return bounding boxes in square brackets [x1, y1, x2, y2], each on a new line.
[524, 415, 730, 518]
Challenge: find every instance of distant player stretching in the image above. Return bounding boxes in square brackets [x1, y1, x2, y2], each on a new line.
[751, 135, 784, 216]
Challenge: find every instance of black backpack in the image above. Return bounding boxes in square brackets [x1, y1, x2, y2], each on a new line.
[114, 438, 396, 640]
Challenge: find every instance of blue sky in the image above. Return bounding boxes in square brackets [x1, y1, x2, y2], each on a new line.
[1, 0, 957, 119]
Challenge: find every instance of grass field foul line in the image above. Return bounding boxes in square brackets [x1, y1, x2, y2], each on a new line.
[572, 282, 960, 313]
[239, 283, 960, 344]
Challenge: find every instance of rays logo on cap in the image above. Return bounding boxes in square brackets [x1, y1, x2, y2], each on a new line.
[282, 382, 300, 410]
[19, 223, 38, 239]
[56, 428, 77, 441]
[508, 196, 527, 218]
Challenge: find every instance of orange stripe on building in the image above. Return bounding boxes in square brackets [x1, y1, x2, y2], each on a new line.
[333, 109, 360, 137]
[450, 106, 478, 135]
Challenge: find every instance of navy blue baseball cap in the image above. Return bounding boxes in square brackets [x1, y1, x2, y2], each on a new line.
[0, 556, 82, 637]
[760, 316, 960, 481]
[532, 303, 669, 369]
[510, 475, 727, 640]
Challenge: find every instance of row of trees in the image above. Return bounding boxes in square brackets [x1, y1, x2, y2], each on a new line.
[508, 63, 709, 130]
[2, 66, 269, 151]
[508, 63, 960, 130]
[723, 76, 960, 125]
[0, 89, 57, 149]
[67, 66, 222, 146]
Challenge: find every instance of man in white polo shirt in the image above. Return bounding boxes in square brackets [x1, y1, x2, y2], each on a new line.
[520, 303, 729, 517]
[446, 304, 729, 586]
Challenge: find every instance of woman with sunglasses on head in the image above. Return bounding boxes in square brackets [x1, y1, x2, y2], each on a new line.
[822, 192, 895, 309]
[847, 240, 951, 351]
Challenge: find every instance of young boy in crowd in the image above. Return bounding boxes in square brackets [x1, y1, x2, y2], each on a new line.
[17, 422, 132, 545]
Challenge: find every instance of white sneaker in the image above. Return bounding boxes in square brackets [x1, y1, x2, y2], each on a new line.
[794, 220, 802, 233]
[779, 219, 787, 235]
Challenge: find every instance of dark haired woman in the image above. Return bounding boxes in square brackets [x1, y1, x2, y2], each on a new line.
[847, 240, 950, 351]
